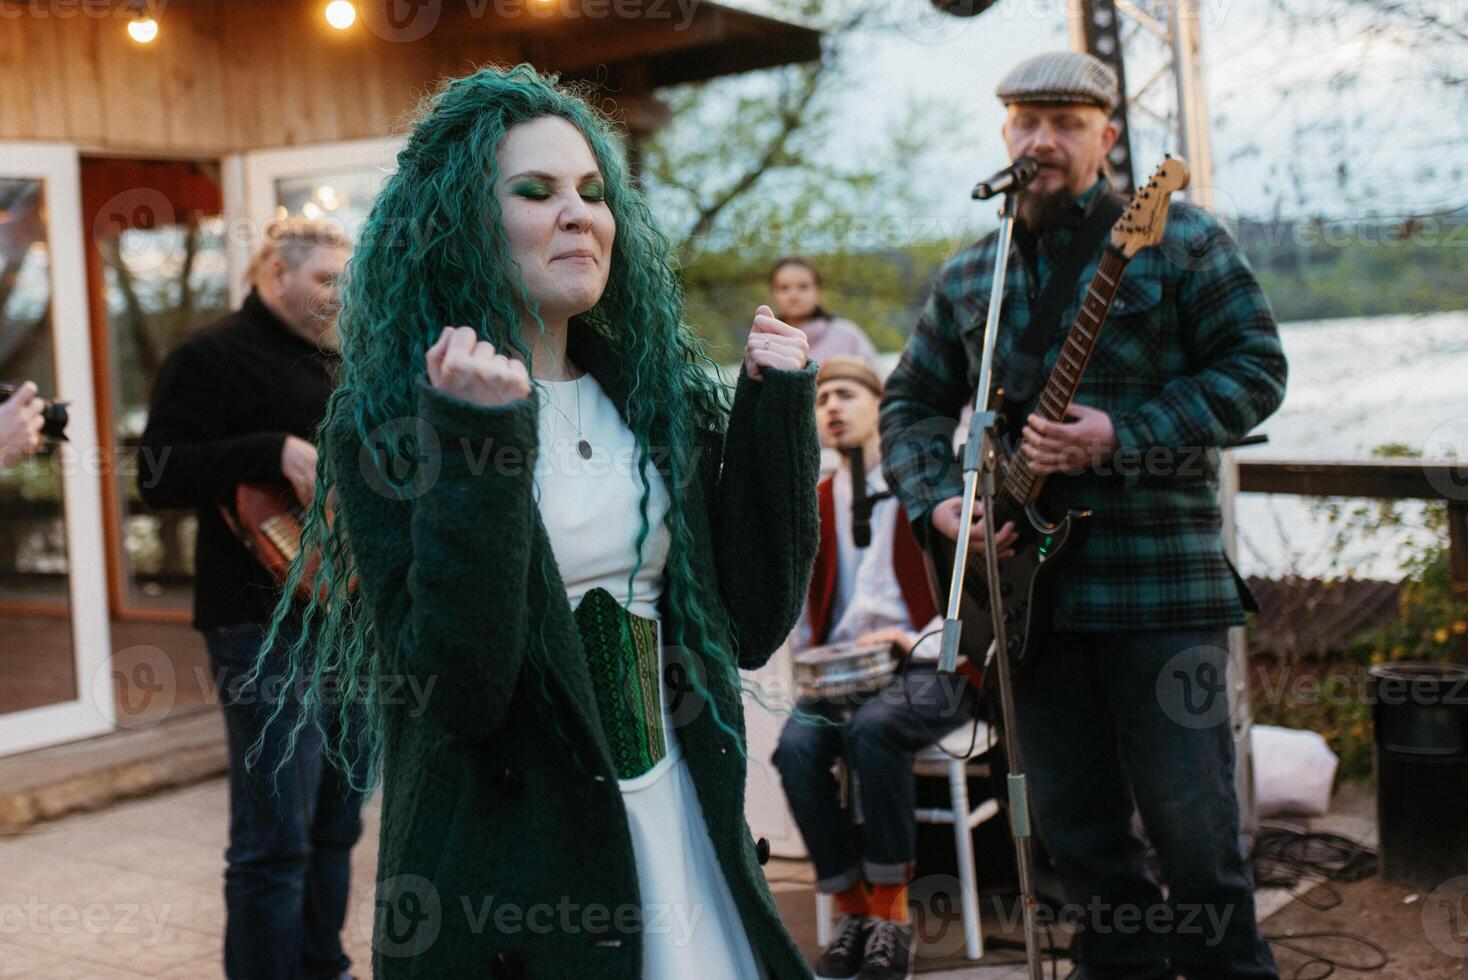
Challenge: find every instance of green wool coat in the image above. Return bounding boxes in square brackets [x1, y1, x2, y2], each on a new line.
[327, 323, 820, 980]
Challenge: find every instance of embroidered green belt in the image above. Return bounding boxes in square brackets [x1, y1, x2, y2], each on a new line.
[573, 586, 667, 781]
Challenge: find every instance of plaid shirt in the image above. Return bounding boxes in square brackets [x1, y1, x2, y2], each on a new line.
[879, 179, 1287, 633]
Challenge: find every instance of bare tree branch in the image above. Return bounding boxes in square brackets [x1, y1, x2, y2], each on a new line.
[681, 61, 829, 241]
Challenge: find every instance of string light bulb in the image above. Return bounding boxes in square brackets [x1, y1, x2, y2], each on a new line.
[127, 16, 159, 44]
[325, 1, 357, 29]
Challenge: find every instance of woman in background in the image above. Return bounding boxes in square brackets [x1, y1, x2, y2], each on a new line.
[770, 255, 879, 369]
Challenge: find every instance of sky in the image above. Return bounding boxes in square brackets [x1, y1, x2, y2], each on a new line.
[721, 0, 1466, 231]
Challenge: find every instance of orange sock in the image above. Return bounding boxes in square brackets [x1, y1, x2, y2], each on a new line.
[868, 883, 910, 923]
[833, 881, 869, 917]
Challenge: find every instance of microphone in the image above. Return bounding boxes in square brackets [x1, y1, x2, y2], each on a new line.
[971, 156, 1040, 200]
[847, 446, 872, 548]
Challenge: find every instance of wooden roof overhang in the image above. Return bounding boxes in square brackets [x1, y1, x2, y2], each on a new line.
[1, 0, 823, 153]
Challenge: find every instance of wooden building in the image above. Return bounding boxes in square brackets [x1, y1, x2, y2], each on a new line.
[0, 0, 820, 758]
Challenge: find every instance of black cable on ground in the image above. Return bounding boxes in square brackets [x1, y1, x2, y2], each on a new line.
[1252, 823, 1388, 979]
[1267, 932, 1390, 980]
[1252, 823, 1379, 910]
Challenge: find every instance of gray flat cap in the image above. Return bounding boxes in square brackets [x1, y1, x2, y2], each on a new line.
[996, 51, 1119, 114]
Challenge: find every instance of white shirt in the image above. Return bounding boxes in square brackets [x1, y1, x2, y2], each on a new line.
[792, 462, 943, 661]
[532, 374, 767, 979]
[532, 374, 671, 621]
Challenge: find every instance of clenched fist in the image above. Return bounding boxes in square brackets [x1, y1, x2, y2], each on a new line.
[425, 326, 531, 408]
[743, 306, 809, 381]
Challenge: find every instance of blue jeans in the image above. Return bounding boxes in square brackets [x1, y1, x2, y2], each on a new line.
[1012, 630, 1278, 980]
[773, 664, 980, 891]
[203, 620, 366, 980]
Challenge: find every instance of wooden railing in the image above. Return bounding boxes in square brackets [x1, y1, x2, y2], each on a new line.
[1236, 458, 1468, 592]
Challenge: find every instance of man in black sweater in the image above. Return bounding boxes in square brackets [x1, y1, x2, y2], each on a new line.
[140, 218, 363, 980]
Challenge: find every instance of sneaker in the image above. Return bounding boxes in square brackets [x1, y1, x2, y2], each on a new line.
[814, 914, 873, 980]
[856, 918, 915, 980]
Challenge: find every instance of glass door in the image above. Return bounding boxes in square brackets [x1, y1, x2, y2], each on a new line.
[228, 136, 401, 306]
[84, 158, 230, 622]
[0, 144, 114, 755]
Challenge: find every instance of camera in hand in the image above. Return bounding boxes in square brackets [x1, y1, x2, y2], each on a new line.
[0, 383, 70, 443]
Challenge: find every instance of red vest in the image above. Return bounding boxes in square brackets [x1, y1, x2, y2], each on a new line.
[806, 472, 936, 645]
[805, 472, 983, 689]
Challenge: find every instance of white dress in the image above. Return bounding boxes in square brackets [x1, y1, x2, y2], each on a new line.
[533, 374, 768, 980]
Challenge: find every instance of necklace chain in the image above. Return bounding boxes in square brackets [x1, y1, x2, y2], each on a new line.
[541, 376, 584, 436]
[541, 375, 593, 459]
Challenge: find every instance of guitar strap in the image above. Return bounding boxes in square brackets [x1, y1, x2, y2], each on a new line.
[999, 192, 1128, 434]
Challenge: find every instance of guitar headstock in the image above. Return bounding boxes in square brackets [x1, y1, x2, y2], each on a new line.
[1112, 156, 1191, 258]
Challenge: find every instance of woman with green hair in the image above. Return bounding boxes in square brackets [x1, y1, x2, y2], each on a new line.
[261, 64, 821, 978]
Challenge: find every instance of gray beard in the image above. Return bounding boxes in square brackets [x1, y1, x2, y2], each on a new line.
[1017, 187, 1076, 236]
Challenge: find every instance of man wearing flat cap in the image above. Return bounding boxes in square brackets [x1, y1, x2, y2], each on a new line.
[774, 356, 982, 980]
[880, 50, 1285, 978]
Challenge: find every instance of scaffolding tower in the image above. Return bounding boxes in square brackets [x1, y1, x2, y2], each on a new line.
[1067, 0, 1215, 209]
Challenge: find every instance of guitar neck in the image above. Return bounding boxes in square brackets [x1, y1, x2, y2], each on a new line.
[1002, 245, 1131, 506]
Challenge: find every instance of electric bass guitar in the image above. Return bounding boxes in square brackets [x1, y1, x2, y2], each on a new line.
[924, 156, 1192, 678]
[220, 482, 352, 604]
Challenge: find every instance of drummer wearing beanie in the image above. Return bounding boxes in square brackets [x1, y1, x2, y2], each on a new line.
[773, 355, 983, 980]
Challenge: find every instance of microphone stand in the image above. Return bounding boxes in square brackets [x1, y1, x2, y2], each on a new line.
[936, 185, 1044, 980]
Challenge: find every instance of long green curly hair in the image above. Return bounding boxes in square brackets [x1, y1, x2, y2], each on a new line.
[251, 64, 744, 789]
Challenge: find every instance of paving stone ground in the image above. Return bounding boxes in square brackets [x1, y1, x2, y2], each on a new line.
[0, 777, 1028, 978]
[1, 778, 1446, 979]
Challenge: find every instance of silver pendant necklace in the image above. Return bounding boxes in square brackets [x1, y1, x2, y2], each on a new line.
[543, 376, 592, 459]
